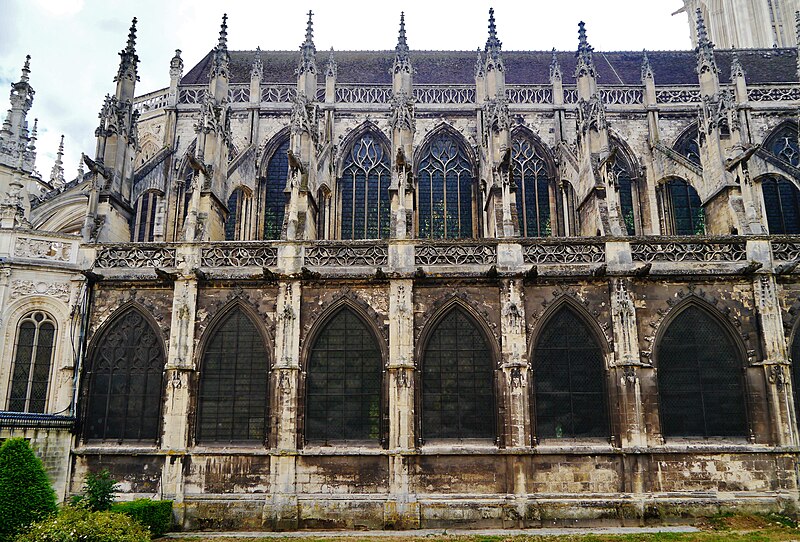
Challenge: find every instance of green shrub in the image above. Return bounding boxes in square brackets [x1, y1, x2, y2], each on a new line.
[112, 499, 173, 537]
[0, 438, 57, 541]
[73, 469, 119, 512]
[15, 505, 150, 542]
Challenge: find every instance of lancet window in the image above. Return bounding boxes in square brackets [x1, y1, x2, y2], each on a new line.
[8, 311, 56, 413]
[417, 133, 475, 239]
[84, 308, 165, 442]
[512, 134, 552, 237]
[224, 187, 252, 241]
[305, 308, 382, 442]
[339, 133, 391, 239]
[531, 306, 608, 440]
[762, 177, 800, 234]
[132, 190, 161, 242]
[262, 139, 289, 240]
[197, 308, 269, 443]
[421, 308, 495, 440]
[662, 179, 704, 235]
[656, 304, 748, 438]
[612, 150, 639, 235]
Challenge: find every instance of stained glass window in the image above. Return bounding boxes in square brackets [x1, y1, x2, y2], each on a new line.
[422, 308, 495, 440]
[224, 187, 251, 241]
[532, 306, 608, 440]
[8, 312, 56, 413]
[84, 308, 165, 442]
[613, 154, 637, 236]
[340, 133, 391, 239]
[762, 177, 800, 234]
[664, 179, 704, 235]
[657, 305, 747, 438]
[306, 308, 382, 442]
[512, 136, 552, 237]
[766, 123, 800, 167]
[264, 140, 289, 240]
[417, 133, 475, 239]
[674, 126, 702, 166]
[197, 308, 269, 443]
[132, 191, 160, 242]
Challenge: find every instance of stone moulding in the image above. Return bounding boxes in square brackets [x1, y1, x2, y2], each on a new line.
[630, 239, 747, 262]
[201, 243, 278, 267]
[305, 242, 389, 267]
[94, 245, 177, 268]
[415, 242, 497, 266]
[520, 239, 605, 264]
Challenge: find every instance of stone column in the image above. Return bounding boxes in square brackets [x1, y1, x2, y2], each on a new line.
[269, 279, 302, 529]
[499, 278, 530, 448]
[385, 278, 418, 528]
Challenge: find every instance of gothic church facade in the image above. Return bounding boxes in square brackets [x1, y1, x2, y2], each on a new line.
[2, 3, 800, 530]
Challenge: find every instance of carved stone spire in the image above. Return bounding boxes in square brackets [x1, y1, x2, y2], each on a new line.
[28, 118, 37, 152]
[641, 50, 654, 83]
[0, 55, 36, 172]
[695, 8, 717, 75]
[396, 12, 409, 62]
[50, 135, 65, 188]
[115, 18, 139, 85]
[170, 49, 184, 79]
[474, 49, 485, 79]
[326, 47, 338, 78]
[730, 47, 745, 80]
[297, 10, 317, 75]
[210, 14, 231, 79]
[485, 8, 502, 55]
[252, 47, 263, 79]
[20, 54, 31, 84]
[549, 48, 562, 82]
[575, 21, 596, 78]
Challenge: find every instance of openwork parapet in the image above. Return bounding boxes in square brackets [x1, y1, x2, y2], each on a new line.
[521, 240, 605, 264]
[747, 86, 800, 102]
[305, 242, 389, 267]
[415, 242, 497, 266]
[771, 238, 800, 261]
[630, 238, 747, 262]
[201, 244, 278, 267]
[94, 245, 177, 269]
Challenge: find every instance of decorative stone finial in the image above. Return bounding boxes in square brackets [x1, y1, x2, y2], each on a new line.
[550, 48, 562, 82]
[730, 47, 745, 80]
[252, 47, 263, 79]
[474, 49, 485, 79]
[115, 18, 140, 83]
[170, 49, 184, 79]
[795, 11, 800, 79]
[28, 118, 37, 151]
[641, 50, 654, 82]
[218, 13, 228, 51]
[575, 21, 596, 78]
[325, 47, 338, 78]
[485, 8, 502, 53]
[20, 55, 31, 84]
[50, 134, 66, 188]
[126, 17, 138, 54]
[695, 8, 717, 75]
[297, 10, 317, 75]
[396, 12, 410, 62]
[210, 14, 231, 79]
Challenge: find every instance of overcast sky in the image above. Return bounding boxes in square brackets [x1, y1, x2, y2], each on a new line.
[0, 0, 691, 180]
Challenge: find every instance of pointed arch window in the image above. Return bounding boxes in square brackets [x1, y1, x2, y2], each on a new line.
[339, 132, 391, 239]
[306, 308, 382, 442]
[84, 308, 165, 442]
[662, 179, 704, 235]
[225, 187, 252, 241]
[674, 126, 702, 166]
[612, 150, 639, 236]
[657, 304, 748, 438]
[422, 308, 495, 440]
[132, 190, 161, 242]
[766, 123, 799, 167]
[512, 134, 552, 237]
[263, 139, 289, 240]
[531, 306, 608, 440]
[762, 177, 800, 234]
[8, 311, 56, 413]
[790, 328, 800, 420]
[417, 132, 475, 239]
[197, 308, 270, 443]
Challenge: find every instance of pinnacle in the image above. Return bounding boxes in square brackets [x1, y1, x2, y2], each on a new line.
[641, 49, 654, 82]
[795, 11, 799, 41]
[57, 134, 64, 156]
[126, 17, 137, 54]
[396, 11, 410, 60]
[305, 10, 314, 47]
[485, 7, 502, 52]
[20, 55, 31, 83]
[218, 13, 228, 50]
[578, 21, 590, 52]
[695, 8, 712, 50]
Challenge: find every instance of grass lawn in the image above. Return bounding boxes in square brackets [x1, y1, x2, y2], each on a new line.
[168, 514, 800, 542]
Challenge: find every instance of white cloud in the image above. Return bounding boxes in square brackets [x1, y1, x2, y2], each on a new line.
[32, 0, 85, 17]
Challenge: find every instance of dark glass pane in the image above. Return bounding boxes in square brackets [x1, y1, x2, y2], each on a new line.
[615, 160, 636, 235]
[339, 133, 391, 240]
[85, 309, 165, 442]
[225, 188, 241, 241]
[668, 179, 704, 235]
[674, 127, 701, 166]
[306, 309, 382, 441]
[418, 133, 474, 239]
[512, 136, 552, 237]
[767, 124, 800, 167]
[422, 309, 494, 439]
[532, 307, 608, 439]
[264, 140, 289, 240]
[657, 305, 747, 438]
[198, 309, 269, 443]
[763, 177, 800, 235]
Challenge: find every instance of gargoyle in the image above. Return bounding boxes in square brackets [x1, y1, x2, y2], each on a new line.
[186, 151, 211, 177]
[82, 153, 111, 181]
[287, 149, 306, 176]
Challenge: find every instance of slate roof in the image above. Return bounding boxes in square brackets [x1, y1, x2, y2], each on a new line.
[182, 48, 799, 86]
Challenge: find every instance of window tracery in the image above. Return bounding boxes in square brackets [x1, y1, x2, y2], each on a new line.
[132, 190, 161, 242]
[8, 311, 56, 413]
[512, 135, 552, 237]
[263, 139, 289, 240]
[339, 133, 391, 239]
[661, 179, 704, 235]
[766, 123, 799, 167]
[762, 176, 800, 234]
[674, 126, 702, 166]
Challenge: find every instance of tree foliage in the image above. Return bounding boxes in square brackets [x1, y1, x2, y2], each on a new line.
[0, 438, 57, 541]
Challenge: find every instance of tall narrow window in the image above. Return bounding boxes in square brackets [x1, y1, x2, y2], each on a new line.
[657, 305, 747, 438]
[8, 312, 56, 413]
[263, 140, 289, 240]
[513, 135, 552, 237]
[674, 126, 702, 166]
[84, 308, 165, 442]
[663, 179, 704, 235]
[339, 133, 391, 239]
[762, 177, 800, 234]
[532, 306, 608, 440]
[417, 132, 475, 239]
[612, 151, 638, 236]
[422, 308, 494, 440]
[224, 187, 252, 241]
[306, 308, 382, 442]
[132, 190, 160, 242]
[766, 123, 800, 167]
[197, 308, 269, 443]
